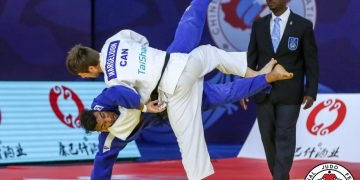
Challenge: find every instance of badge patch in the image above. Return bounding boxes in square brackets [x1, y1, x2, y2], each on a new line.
[305, 162, 353, 180]
[93, 105, 104, 111]
[288, 37, 299, 51]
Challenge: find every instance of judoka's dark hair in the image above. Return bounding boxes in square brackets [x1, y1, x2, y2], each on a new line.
[66, 44, 100, 75]
[80, 109, 97, 134]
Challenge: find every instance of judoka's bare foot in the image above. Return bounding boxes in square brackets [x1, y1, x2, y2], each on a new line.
[259, 58, 277, 74]
[266, 64, 294, 83]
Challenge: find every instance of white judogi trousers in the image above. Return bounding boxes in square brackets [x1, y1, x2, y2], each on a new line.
[165, 45, 247, 180]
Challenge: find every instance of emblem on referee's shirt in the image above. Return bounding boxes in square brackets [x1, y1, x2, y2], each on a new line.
[305, 162, 353, 180]
[288, 37, 299, 51]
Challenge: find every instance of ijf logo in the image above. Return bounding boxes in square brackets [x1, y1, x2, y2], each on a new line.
[49, 86, 84, 128]
[207, 0, 316, 51]
[307, 99, 347, 136]
[305, 162, 353, 180]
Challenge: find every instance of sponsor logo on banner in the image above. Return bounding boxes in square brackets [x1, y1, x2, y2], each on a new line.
[307, 99, 346, 136]
[207, 0, 316, 51]
[305, 162, 354, 180]
[49, 86, 84, 128]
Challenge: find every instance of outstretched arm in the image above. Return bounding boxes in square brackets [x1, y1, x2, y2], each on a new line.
[202, 63, 294, 110]
[201, 75, 271, 110]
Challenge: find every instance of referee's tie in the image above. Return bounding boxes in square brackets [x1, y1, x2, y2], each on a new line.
[272, 17, 281, 53]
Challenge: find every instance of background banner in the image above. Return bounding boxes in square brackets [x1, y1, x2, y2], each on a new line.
[0, 0, 359, 161]
[238, 94, 360, 162]
[0, 82, 140, 164]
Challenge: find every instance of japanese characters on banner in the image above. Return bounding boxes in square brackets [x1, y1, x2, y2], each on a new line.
[0, 82, 140, 164]
[238, 94, 360, 162]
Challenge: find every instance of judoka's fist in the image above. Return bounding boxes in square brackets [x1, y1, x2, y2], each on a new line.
[146, 100, 167, 113]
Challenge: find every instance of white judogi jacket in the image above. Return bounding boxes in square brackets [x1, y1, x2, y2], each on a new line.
[99, 30, 188, 140]
[100, 29, 188, 103]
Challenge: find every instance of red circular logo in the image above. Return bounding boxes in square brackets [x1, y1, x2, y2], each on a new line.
[49, 86, 84, 128]
[307, 99, 346, 136]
